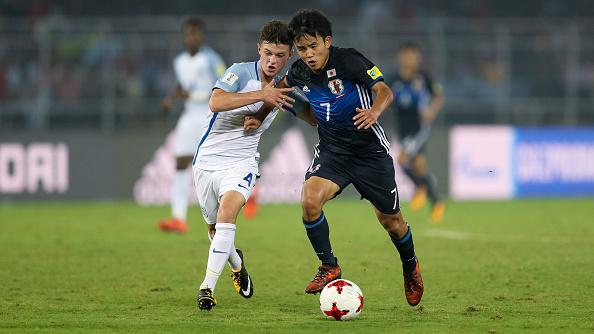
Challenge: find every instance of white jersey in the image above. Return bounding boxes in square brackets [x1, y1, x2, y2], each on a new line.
[192, 61, 278, 171]
[173, 46, 225, 113]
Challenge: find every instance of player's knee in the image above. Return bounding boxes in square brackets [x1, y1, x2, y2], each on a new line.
[301, 194, 323, 221]
[411, 156, 427, 173]
[379, 212, 406, 234]
[216, 206, 239, 224]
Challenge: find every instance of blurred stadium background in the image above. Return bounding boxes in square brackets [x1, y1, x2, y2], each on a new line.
[2, 0, 594, 202]
[2, 1, 594, 332]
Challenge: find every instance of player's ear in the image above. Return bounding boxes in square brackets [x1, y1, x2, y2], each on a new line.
[324, 36, 332, 49]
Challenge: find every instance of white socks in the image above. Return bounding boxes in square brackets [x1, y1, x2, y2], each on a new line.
[207, 230, 242, 271]
[171, 170, 189, 220]
[227, 245, 242, 271]
[200, 223, 236, 291]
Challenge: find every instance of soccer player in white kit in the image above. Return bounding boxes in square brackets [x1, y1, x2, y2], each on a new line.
[159, 17, 226, 233]
[193, 20, 296, 311]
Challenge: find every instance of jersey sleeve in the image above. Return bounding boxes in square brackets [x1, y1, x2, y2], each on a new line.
[343, 49, 384, 88]
[214, 63, 250, 93]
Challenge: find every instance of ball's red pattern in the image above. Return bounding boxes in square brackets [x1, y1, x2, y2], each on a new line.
[356, 293, 364, 312]
[323, 302, 350, 320]
[327, 279, 352, 294]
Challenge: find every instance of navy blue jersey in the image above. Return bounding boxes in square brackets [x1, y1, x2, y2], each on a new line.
[286, 46, 390, 155]
[390, 71, 442, 137]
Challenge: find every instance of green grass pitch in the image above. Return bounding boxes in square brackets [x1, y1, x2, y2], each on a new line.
[1, 198, 593, 333]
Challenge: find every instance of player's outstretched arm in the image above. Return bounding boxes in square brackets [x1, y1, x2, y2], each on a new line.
[353, 81, 394, 130]
[209, 82, 295, 113]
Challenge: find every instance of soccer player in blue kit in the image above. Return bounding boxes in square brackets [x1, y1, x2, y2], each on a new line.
[391, 42, 445, 223]
[283, 9, 424, 306]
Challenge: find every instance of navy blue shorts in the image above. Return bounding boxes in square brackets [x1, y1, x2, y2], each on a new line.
[305, 146, 400, 214]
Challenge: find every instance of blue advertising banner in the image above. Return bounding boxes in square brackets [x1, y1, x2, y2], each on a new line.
[514, 127, 594, 197]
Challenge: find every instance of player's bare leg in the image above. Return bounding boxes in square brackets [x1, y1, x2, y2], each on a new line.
[198, 191, 253, 310]
[374, 208, 424, 306]
[159, 156, 193, 233]
[411, 154, 444, 223]
[301, 176, 342, 294]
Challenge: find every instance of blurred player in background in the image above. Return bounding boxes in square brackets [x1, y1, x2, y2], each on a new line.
[390, 42, 445, 223]
[194, 20, 295, 311]
[159, 17, 226, 233]
[285, 9, 424, 306]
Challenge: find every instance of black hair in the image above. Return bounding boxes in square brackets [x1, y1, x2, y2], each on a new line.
[182, 17, 205, 31]
[398, 41, 421, 52]
[259, 20, 293, 47]
[288, 9, 332, 41]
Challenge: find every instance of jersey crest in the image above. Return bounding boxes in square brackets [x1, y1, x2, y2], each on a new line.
[328, 78, 344, 95]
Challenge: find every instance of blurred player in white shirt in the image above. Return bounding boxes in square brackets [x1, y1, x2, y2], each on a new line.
[159, 17, 226, 233]
[193, 20, 300, 311]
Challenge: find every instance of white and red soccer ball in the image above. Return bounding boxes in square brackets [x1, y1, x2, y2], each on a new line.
[319, 279, 364, 320]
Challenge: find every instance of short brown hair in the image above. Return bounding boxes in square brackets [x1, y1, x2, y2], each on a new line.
[259, 20, 293, 48]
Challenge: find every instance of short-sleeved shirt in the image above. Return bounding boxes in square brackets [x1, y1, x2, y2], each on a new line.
[173, 45, 226, 113]
[192, 61, 278, 170]
[390, 71, 442, 137]
[286, 46, 390, 156]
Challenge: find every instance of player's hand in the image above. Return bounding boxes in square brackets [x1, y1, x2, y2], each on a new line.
[160, 96, 174, 112]
[180, 89, 190, 100]
[261, 79, 295, 112]
[243, 115, 262, 130]
[353, 107, 380, 130]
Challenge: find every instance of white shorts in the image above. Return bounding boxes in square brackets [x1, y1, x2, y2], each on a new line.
[193, 163, 259, 224]
[174, 110, 207, 157]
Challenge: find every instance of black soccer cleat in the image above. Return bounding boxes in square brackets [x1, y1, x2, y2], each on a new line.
[197, 288, 217, 311]
[230, 248, 253, 298]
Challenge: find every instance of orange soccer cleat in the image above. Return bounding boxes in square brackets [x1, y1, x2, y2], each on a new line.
[158, 218, 188, 233]
[430, 201, 445, 223]
[410, 186, 427, 210]
[305, 263, 342, 294]
[403, 259, 424, 306]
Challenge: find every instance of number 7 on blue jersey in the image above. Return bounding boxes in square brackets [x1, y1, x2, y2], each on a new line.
[320, 102, 331, 121]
